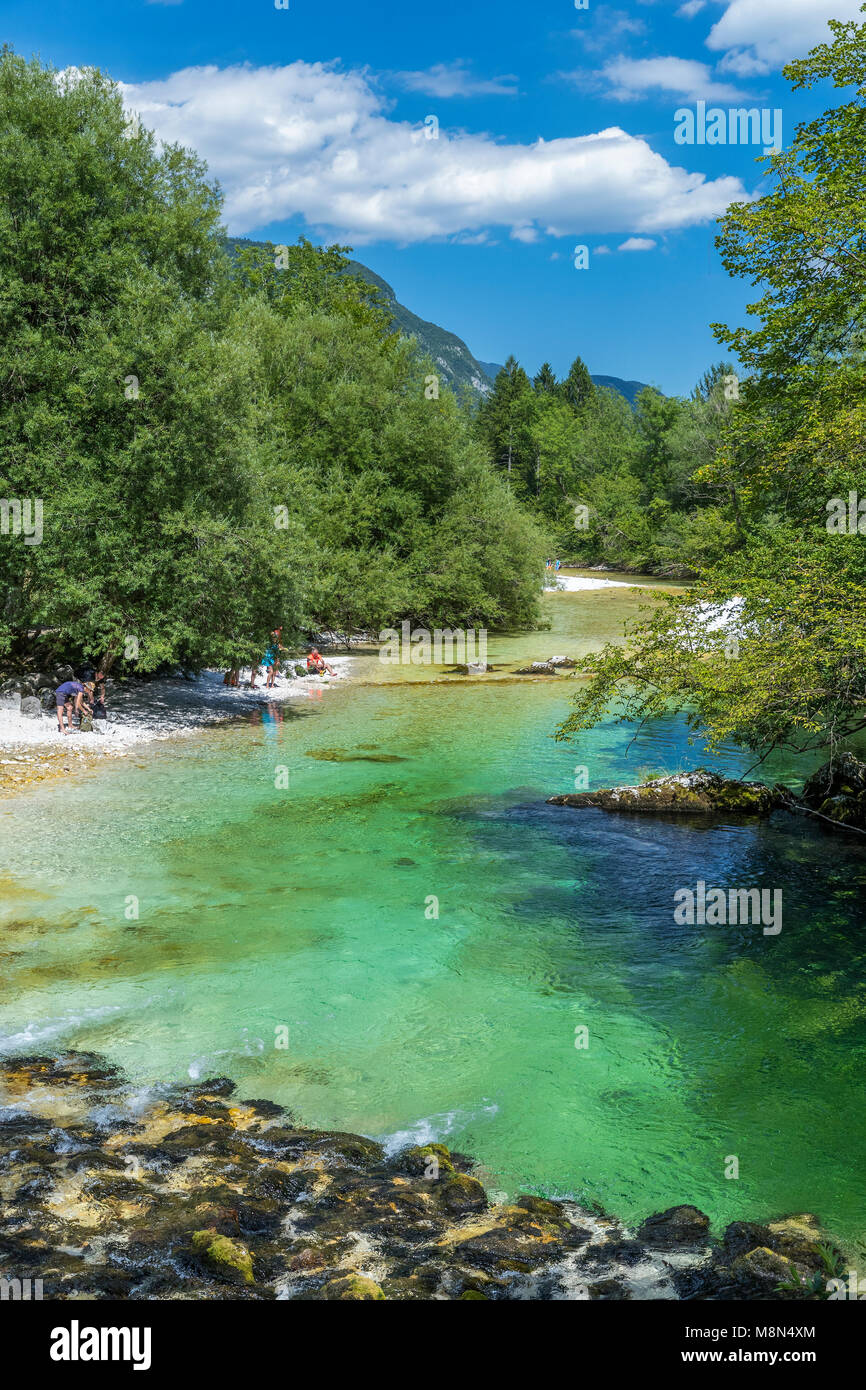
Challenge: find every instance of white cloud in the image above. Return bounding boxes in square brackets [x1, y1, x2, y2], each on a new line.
[706, 0, 863, 68]
[570, 10, 647, 53]
[597, 56, 748, 102]
[716, 47, 771, 77]
[677, 1, 706, 17]
[618, 236, 657, 250]
[119, 61, 748, 244]
[392, 60, 518, 98]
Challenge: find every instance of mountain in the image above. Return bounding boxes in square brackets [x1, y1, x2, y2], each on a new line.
[343, 260, 493, 397]
[226, 238, 653, 404]
[587, 375, 652, 407]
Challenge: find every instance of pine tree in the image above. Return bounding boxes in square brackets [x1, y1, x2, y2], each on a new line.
[560, 356, 596, 411]
[533, 362, 558, 395]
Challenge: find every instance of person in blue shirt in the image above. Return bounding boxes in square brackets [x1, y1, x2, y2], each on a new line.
[55, 679, 94, 735]
[263, 627, 288, 689]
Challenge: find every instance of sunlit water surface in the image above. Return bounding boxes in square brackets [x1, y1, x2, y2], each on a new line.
[2, 575, 864, 1246]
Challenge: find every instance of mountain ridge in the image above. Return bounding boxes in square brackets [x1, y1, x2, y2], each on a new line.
[227, 238, 652, 404]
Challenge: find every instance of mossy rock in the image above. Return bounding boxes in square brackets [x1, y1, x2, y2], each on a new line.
[259, 1127, 384, 1168]
[549, 770, 779, 818]
[190, 1229, 254, 1285]
[321, 1274, 385, 1301]
[438, 1172, 488, 1216]
[459, 1289, 489, 1300]
[401, 1142, 456, 1177]
[380, 1274, 440, 1300]
[730, 1246, 795, 1288]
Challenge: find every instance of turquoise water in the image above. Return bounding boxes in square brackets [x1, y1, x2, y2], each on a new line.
[1, 579, 865, 1247]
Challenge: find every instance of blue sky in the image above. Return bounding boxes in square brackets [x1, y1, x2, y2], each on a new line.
[5, 0, 859, 393]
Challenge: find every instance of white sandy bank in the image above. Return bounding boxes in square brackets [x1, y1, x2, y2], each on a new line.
[545, 575, 637, 592]
[0, 661, 353, 758]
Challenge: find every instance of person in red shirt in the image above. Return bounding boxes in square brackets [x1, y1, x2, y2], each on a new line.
[306, 647, 336, 676]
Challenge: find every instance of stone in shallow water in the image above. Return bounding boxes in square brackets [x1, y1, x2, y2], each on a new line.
[191, 1230, 254, 1285]
[636, 1204, 711, 1247]
[548, 769, 780, 816]
[322, 1274, 385, 1300]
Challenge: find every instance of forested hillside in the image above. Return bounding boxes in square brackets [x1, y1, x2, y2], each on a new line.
[0, 52, 546, 676]
[475, 355, 738, 575]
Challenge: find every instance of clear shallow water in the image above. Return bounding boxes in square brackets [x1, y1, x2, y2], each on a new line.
[1, 576, 865, 1247]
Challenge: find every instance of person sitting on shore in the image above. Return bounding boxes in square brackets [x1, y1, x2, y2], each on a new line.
[306, 647, 336, 676]
[55, 679, 94, 735]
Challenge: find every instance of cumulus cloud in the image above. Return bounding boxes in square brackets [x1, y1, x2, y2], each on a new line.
[597, 55, 748, 102]
[716, 47, 771, 77]
[677, 0, 706, 16]
[706, 0, 862, 68]
[392, 60, 518, 98]
[570, 9, 647, 53]
[119, 61, 747, 244]
[618, 236, 657, 250]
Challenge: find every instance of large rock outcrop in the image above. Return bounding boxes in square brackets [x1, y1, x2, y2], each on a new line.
[548, 769, 781, 816]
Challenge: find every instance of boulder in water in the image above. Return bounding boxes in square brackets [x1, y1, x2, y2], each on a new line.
[637, 1205, 710, 1248]
[514, 661, 557, 675]
[190, 1230, 254, 1285]
[322, 1274, 385, 1300]
[548, 769, 780, 816]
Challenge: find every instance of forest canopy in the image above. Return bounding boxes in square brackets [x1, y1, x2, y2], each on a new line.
[0, 50, 546, 674]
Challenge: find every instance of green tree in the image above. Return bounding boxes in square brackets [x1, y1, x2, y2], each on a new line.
[558, 11, 866, 758]
[533, 362, 559, 395]
[560, 356, 596, 412]
[475, 356, 537, 496]
[0, 51, 297, 673]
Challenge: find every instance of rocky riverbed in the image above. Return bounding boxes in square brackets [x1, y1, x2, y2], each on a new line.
[0, 1053, 845, 1301]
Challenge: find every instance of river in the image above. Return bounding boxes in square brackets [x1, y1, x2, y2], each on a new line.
[1, 573, 864, 1248]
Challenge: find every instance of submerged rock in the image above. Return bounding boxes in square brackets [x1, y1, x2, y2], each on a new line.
[191, 1230, 255, 1285]
[548, 769, 781, 816]
[0, 1052, 847, 1302]
[322, 1274, 385, 1300]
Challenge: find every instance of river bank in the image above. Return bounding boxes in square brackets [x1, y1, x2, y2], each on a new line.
[0, 661, 355, 795]
[0, 1051, 845, 1301]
